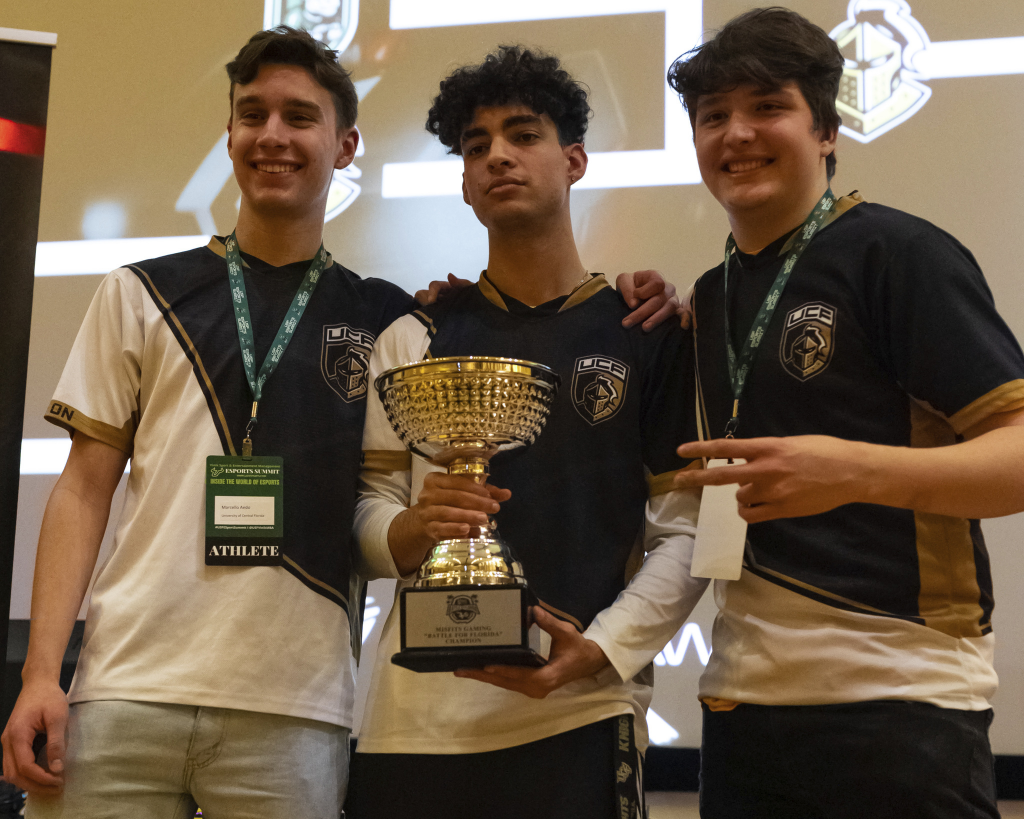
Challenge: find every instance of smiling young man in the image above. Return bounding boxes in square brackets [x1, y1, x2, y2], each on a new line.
[653, 8, 1024, 817]
[0, 27, 416, 818]
[346, 46, 701, 819]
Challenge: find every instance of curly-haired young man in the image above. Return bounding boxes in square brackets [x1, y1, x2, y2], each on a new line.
[347, 46, 704, 819]
[602, 7, 1024, 817]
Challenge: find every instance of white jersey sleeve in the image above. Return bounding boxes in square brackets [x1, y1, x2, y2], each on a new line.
[354, 314, 432, 580]
[584, 487, 709, 683]
[46, 269, 146, 452]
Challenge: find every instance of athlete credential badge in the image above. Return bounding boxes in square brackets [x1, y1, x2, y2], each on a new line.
[779, 303, 837, 382]
[321, 323, 374, 401]
[571, 355, 629, 425]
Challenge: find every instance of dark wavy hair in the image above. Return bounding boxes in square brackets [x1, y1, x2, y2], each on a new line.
[227, 26, 357, 129]
[667, 8, 843, 179]
[427, 45, 591, 155]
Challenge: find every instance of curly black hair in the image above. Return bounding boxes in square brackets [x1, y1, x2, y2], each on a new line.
[426, 45, 591, 155]
[668, 8, 843, 180]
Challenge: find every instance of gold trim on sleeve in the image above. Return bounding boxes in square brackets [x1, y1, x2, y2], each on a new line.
[43, 401, 135, 455]
[361, 449, 413, 473]
[948, 379, 1024, 436]
[647, 461, 701, 497]
[536, 599, 585, 632]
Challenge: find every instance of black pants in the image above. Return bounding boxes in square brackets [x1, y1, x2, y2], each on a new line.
[345, 716, 642, 819]
[700, 701, 999, 819]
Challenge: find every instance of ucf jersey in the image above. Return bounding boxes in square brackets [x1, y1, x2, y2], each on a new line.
[46, 237, 412, 728]
[355, 273, 703, 754]
[692, 195, 1024, 709]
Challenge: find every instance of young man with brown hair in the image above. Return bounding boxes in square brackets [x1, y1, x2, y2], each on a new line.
[666, 8, 1024, 817]
[1, 27, 413, 817]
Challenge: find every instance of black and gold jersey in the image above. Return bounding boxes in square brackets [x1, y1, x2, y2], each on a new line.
[44, 238, 412, 728]
[354, 272, 701, 755]
[415, 274, 694, 630]
[692, 194, 1024, 708]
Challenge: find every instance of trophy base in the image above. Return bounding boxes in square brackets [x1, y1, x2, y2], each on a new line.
[393, 583, 544, 674]
[391, 645, 546, 673]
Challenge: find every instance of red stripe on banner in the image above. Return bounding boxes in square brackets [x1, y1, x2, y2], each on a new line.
[0, 118, 46, 156]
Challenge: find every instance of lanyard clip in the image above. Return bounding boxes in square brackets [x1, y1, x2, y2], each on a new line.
[242, 402, 258, 459]
[724, 399, 739, 439]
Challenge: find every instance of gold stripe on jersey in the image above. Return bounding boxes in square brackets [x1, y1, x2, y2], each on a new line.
[130, 265, 238, 456]
[43, 401, 136, 455]
[362, 449, 413, 472]
[647, 465, 692, 497]
[560, 274, 610, 312]
[914, 512, 984, 637]
[909, 401, 987, 637]
[478, 273, 509, 310]
[747, 549, 897, 618]
[412, 309, 437, 337]
[779, 192, 866, 254]
[283, 554, 346, 605]
[948, 379, 1024, 435]
[204, 236, 335, 269]
[537, 599, 584, 632]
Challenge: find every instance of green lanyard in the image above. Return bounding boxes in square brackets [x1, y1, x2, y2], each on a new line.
[226, 232, 328, 457]
[722, 189, 836, 437]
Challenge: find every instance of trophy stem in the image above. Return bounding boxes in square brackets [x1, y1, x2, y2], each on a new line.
[448, 456, 489, 484]
[448, 456, 495, 539]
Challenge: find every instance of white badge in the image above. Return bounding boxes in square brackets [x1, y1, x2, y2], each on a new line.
[691, 459, 748, 580]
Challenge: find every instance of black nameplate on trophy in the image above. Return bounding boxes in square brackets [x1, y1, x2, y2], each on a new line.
[393, 584, 545, 673]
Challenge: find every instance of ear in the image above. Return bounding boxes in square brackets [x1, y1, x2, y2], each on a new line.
[565, 143, 588, 187]
[462, 172, 470, 206]
[334, 126, 360, 170]
[226, 118, 233, 152]
[819, 125, 838, 158]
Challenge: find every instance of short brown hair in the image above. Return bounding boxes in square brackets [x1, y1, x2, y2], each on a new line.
[227, 26, 357, 129]
[668, 7, 843, 179]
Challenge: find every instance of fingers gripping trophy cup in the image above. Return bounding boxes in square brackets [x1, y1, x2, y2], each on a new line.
[375, 357, 560, 673]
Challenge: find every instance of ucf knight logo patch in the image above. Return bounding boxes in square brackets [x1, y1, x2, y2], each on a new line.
[321, 324, 374, 401]
[571, 355, 629, 425]
[780, 302, 837, 381]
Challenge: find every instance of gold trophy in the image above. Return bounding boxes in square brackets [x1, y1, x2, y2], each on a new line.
[375, 356, 560, 673]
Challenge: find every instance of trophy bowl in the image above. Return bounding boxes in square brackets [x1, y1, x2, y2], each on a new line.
[375, 356, 560, 672]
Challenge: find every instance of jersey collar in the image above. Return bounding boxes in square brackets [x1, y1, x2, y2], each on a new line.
[478, 270, 610, 313]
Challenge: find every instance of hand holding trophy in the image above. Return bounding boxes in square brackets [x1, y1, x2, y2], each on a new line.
[374, 356, 559, 673]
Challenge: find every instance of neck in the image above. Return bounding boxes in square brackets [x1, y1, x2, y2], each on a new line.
[729, 182, 831, 255]
[233, 205, 324, 267]
[484, 211, 586, 306]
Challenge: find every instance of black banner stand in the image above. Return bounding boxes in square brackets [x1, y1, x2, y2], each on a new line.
[0, 27, 57, 734]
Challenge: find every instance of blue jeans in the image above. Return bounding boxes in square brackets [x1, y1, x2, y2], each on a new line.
[27, 700, 350, 819]
[700, 701, 999, 819]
